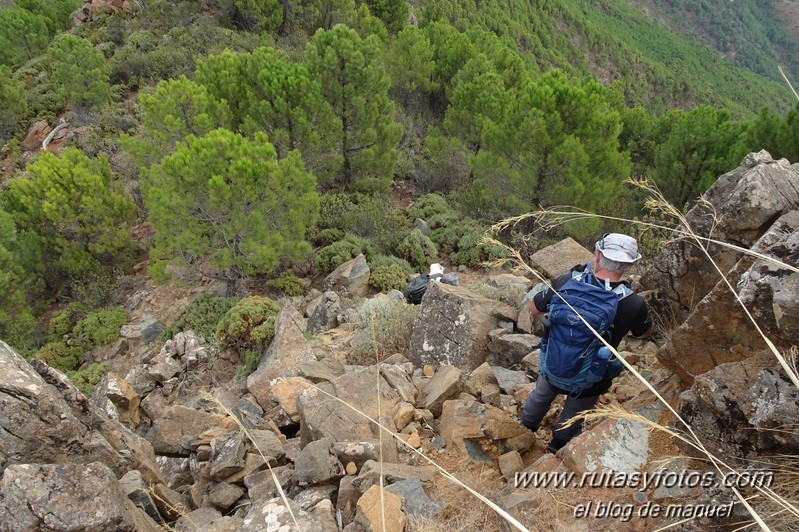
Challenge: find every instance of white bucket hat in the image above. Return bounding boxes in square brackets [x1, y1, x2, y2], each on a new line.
[429, 263, 444, 276]
[595, 233, 642, 264]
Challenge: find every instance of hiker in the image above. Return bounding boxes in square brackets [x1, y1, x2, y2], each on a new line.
[521, 233, 653, 453]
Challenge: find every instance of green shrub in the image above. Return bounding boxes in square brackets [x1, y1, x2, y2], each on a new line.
[368, 254, 413, 274]
[35, 340, 81, 372]
[216, 296, 280, 356]
[312, 227, 345, 247]
[161, 293, 238, 343]
[429, 218, 478, 252]
[451, 226, 507, 267]
[318, 193, 356, 232]
[314, 234, 378, 273]
[347, 194, 410, 252]
[396, 229, 438, 271]
[239, 350, 260, 377]
[48, 302, 88, 338]
[264, 272, 305, 297]
[406, 193, 451, 221]
[67, 363, 107, 397]
[369, 263, 408, 292]
[350, 298, 419, 364]
[73, 307, 127, 350]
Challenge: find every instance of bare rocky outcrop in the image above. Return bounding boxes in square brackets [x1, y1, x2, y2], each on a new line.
[73, 0, 139, 25]
[407, 281, 517, 372]
[640, 150, 799, 327]
[0, 341, 162, 483]
[0, 462, 161, 531]
[652, 165, 799, 382]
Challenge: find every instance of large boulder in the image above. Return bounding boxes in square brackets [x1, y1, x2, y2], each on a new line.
[640, 150, 799, 326]
[323, 254, 370, 298]
[407, 282, 517, 372]
[0, 341, 162, 484]
[656, 210, 799, 382]
[0, 462, 161, 531]
[247, 308, 325, 409]
[297, 365, 401, 446]
[677, 351, 799, 458]
[530, 238, 596, 279]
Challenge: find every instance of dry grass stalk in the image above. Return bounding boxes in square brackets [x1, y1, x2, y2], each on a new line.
[199, 391, 299, 527]
[367, 306, 388, 532]
[306, 382, 530, 532]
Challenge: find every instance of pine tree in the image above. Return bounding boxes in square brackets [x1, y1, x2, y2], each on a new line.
[47, 35, 112, 110]
[0, 7, 50, 67]
[196, 47, 338, 177]
[0, 67, 27, 140]
[4, 148, 136, 278]
[387, 26, 434, 107]
[0, 207, 41, 350]
[305, 24, 402, 193]
[142, 129, 319, 295]
[466, 71, 631, 228]
[122, 75, 231, 168]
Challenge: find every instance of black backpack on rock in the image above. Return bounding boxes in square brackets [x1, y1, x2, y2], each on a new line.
[404, 273, 441, 304]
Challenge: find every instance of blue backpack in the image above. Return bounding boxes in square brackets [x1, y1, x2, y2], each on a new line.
[539, 264, 631, 394]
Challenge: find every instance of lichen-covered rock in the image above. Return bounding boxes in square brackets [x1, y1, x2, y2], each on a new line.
[91, 372, 141, 427]
[408, 282, 516, 372]
[641, 150, 799, 325]
[147, 404, 227, 455]
[247, 308, 322, 410]
[0, 462, 161, 531]
[0, 342, 162, 484]
[242, 497, 326, 531]
[677, 350, 798, 457]
[306, 291, 341, 335]
[291, 438, 344, 487]
[657, 210, 799, 382]
[297, 365, 400, 445]
[439, 398, 528, 452]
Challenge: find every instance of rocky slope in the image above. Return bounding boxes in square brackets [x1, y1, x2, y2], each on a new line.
[0, 151, 797, 530]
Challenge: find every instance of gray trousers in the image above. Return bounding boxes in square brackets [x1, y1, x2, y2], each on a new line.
[522, 373, 600, 450]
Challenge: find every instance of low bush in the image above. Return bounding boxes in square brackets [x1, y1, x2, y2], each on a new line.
[317, 193, 356, 232]
[314, 234, 378, 274]
[48, 302, 88, 338]
[161, 293, 237, 343]
[216, 296, 280, 356]
[368, 254, 414, 274]
[312, 227, 345, 247]
[350, 298, 419, 364]
[264, 272, 305, 297]
[72, 307, 127, 350]
[369, 263, 408, 292]
[35, 340, 81, 372]
[67, 363, 107, 397]
[451, 227, 507, 267]
[396, 229, 438, 272]
[406, 193, 451, 222]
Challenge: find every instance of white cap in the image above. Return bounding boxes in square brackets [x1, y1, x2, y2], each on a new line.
[429, 263, 444, 276]
[595, 233, 642, 264]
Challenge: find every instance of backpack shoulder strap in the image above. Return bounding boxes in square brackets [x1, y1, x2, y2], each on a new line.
[612, 283, 633, 300]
